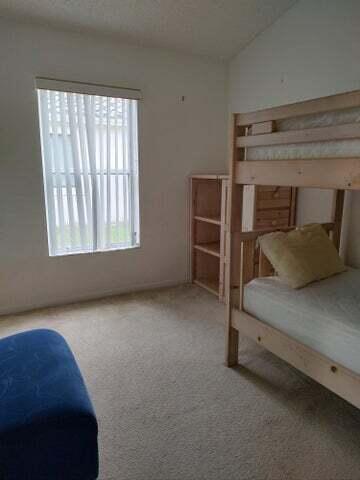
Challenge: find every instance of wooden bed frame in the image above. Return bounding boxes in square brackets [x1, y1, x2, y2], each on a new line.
[226, 89, 360, 410]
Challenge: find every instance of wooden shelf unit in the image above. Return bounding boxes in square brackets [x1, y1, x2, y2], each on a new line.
[190, 175, 228, 301]
[189, 175, 297, 302]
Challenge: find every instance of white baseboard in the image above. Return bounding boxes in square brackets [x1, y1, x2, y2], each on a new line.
[0, 279, 187, 316]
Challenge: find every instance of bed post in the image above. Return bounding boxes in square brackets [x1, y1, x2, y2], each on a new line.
[225, 115, 245, 367]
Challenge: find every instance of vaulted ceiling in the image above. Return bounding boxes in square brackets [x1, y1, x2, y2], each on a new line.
[0, 0, 297, 60]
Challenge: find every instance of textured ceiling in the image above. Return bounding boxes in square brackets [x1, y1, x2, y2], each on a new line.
[0, 0, 297, 60]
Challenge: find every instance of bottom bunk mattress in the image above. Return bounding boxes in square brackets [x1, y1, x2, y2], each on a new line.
[243, 268, 360, 375]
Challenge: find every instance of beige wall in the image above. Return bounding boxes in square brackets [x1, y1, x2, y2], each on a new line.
[228, 0, 360, 266]
[4, 0, 360, 314]
[0, 20, 228, 314]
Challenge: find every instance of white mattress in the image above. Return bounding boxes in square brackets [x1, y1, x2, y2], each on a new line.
[243, 269, 360, 375]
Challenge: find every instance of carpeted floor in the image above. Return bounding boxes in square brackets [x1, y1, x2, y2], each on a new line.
[2, 285, 360, 480]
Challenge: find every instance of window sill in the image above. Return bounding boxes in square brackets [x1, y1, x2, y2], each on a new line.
[50, 244, 141, 258]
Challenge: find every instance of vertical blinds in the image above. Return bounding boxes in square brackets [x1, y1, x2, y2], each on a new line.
[37, 81, 140, 256]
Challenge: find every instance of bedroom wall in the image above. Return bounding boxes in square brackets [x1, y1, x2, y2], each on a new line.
[0, 19, 228, 314]
[228, 0, 360, 266]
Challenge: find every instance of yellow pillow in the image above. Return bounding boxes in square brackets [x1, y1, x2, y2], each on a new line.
[258, 224, 346, 288]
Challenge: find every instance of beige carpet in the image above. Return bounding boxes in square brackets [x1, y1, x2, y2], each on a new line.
[1, 285, 360, 480]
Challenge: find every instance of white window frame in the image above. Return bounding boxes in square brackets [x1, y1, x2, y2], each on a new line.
[36, 78, 141, 256]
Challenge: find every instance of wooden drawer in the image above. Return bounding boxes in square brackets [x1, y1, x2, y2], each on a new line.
[255, 218, 290, 229]
[257, 197, 291, 210]
[257, 186, 292, 201]
[256, 187, 292, 210]
[242, 184, 296, 235]
[256, 209, 290, 221]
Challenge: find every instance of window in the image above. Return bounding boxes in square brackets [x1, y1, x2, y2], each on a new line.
[36, 78, 140, 256]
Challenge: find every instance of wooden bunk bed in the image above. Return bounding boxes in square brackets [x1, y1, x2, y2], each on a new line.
[226, 89, 360, 410]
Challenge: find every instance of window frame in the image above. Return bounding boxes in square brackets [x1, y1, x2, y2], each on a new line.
[36, 78, 141, 257]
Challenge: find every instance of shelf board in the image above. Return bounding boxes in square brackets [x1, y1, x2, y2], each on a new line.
[193, 278, 219, 296]
[194, 215, 221, 226]
[194, 242, 221, 257]
[190, 174, 228, 180]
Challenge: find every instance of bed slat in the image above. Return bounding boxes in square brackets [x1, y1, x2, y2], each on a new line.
[332, 190, 345, 251]
[258, 249, 273, 277]
[238, 222, 334, 242]
[235, 158, 360, 190]
[239, 240, 256, 309]
[236, 89, 360, 126]
[232, 309, 360, 410]
[237, 122, 360, 148]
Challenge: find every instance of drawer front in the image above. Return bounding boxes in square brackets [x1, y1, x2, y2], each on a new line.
[257, 197, 291, 210]
[257, 186, 292, 201]
[255, 218, 290, 229]
[256, 208, 290, 221]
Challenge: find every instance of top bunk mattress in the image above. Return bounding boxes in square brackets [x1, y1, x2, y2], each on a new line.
[243, 269, 360, 375]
